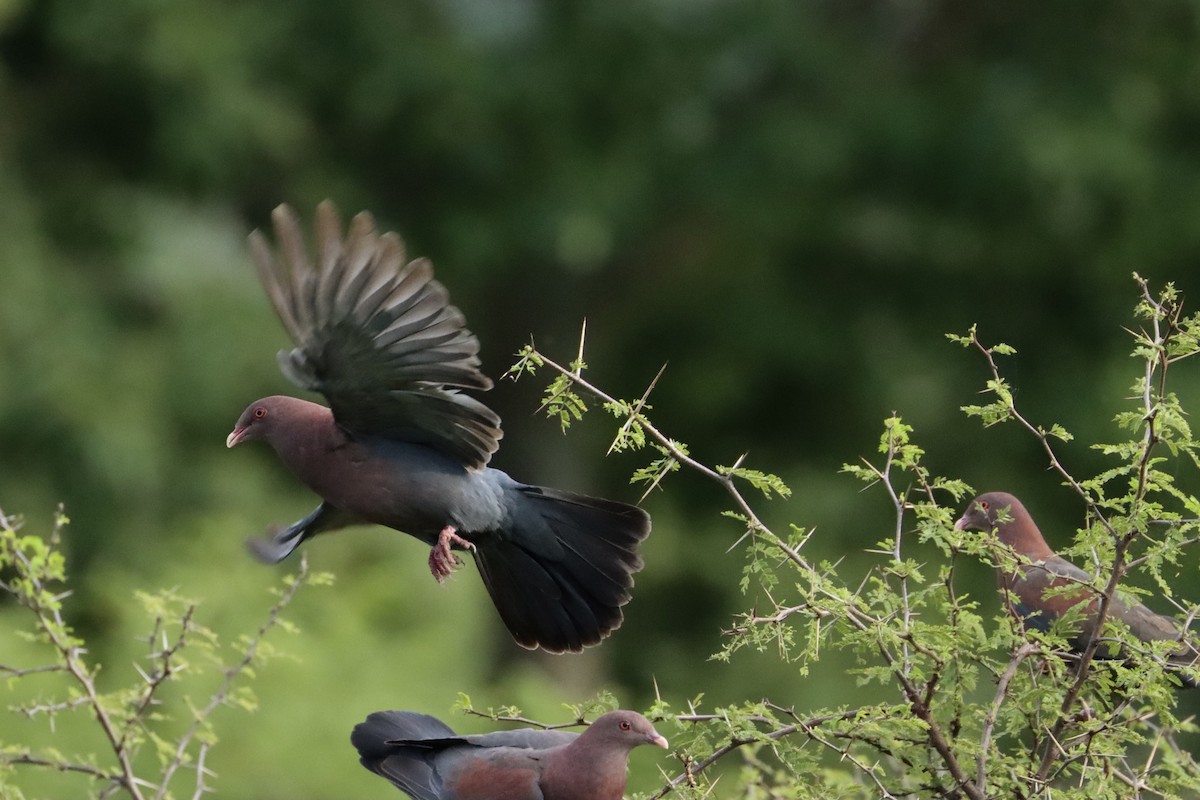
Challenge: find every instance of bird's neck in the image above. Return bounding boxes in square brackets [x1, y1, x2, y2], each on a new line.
[998, 511, 1056, 561]
[266, 401, 344, 480]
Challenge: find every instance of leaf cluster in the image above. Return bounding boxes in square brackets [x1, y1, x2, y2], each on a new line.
[0, 508, 325, 800]
[511, 278, 1200, 799]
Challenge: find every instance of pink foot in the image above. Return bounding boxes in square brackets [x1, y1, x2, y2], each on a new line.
[429, 525, 476, 583]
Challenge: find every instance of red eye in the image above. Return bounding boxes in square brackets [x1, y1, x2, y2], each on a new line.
[980, 501, 989, 510]
[253, 407, 267, 419]
[619, 721, 631, 731]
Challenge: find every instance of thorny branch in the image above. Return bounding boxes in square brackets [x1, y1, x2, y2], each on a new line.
[967, 278, 1190, 788]
[977, 642, 1038, 795]
[1, 508, 147, 800]
[649, 708, 873, 799]
[4, 752, 124, 782]
[518, 347, 985, 799]
[119, 604, 198, 752]
[0, 508, 313, 800]
[519, 283, 1200, 797]
[152, 555, 310, 800]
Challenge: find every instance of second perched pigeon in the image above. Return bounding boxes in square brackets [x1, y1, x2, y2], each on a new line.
[955, 491, 1199, 679]
[227, 201, 651, 653]
[351, 709, 668, 800]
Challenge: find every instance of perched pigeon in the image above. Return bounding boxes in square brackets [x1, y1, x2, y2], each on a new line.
[955, 491, 1199, 679]
[227, 201, 651, 653]
[351, 709, 668, 800]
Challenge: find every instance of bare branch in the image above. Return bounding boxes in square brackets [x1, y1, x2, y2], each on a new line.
[152, 556, 310, 800]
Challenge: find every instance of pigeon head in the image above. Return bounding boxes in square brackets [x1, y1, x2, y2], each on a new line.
[582, 710, 669, 752]
[954, 491, 1021, 534]
[955, 491, 1055, 560]
[226, 395, 319, 449]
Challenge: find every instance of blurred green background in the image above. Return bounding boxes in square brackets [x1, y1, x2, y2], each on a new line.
[4, 1, 1200, 797]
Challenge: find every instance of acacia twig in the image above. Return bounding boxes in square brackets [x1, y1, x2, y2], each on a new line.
[151, 556, 309, 800]
[525, 348, 986, 800]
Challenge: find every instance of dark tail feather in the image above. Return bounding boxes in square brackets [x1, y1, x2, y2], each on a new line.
[350, 711, 456, 800]
[245, 526, 305, 564]
[472, 486, 651, 653]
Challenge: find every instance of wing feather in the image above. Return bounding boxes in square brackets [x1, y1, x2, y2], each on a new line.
[251, 200, 502, 469]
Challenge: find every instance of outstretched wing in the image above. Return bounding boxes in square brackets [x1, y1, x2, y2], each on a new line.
[250, 201, 502, 469]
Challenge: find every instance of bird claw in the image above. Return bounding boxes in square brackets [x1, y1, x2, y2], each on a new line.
[429, 526, 476, 584]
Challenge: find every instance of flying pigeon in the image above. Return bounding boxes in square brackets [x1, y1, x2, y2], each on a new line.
[227, 201, 651, 653]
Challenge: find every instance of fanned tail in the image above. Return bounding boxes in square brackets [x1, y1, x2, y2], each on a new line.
[472, 487, 651, 653]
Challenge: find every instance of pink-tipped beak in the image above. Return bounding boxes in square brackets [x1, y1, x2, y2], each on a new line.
[953, 516, 968, 531]
[226, 427, 247, 448]
[651, 733, 669, 749]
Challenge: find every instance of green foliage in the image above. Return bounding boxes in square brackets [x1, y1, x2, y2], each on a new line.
[8, 281, 1200, 796]
[9, 2, 1200, 797]
[515, 279, 1200, 798]
[510, 336, 592, 433]
[716, 464, 792, 500]
[630, 445, 683, 497]
[0, 509, 324, 799]
[950, 328, 1021, 429]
